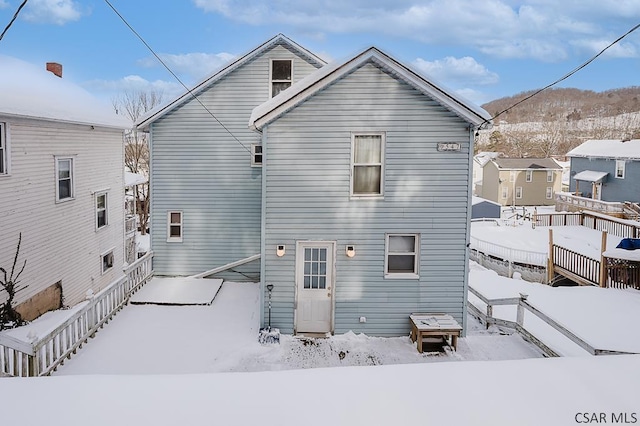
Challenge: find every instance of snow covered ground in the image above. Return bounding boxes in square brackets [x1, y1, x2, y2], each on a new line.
[2, 267, 639, 424]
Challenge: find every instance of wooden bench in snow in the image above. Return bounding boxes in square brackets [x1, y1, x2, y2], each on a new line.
[409, 313, 462, 353]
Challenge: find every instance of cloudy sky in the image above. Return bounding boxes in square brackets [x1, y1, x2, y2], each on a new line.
[0, 0, 639, 105]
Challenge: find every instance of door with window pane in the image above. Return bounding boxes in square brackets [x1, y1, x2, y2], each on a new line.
[295, 242, 334, 334]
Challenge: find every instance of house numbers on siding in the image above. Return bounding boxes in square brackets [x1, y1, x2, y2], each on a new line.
[437, 143, 461, 152]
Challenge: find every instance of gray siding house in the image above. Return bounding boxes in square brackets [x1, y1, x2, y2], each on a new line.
[250, 47, 491, 336]
[567, 139, 640, 203]
[136, 35, 325, 278]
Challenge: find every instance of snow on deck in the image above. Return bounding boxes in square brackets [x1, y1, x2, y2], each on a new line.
[129, 277, 223, 305]
[469, 264, 640, 355]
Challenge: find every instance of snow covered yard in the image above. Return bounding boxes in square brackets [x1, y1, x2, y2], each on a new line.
[54, 279, 542, 375]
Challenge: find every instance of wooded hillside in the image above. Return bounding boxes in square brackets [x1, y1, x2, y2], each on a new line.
[477, 87, 640, 157]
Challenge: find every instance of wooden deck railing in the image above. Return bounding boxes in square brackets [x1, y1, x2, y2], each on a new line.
[552, 245, 600, 286]
[535, 211, 640, 238]
[604, 257, 640, 290]
[469, 235, 547, 267]
[555, 192, 626, 215]
[0, 251, 153, 377]
[468, 285, 636, 356]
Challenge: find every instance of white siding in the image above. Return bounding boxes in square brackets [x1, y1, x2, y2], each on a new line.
[150, 43, 321, 276]
[263, 63, 473, 336]
[0, 116, 125, 308]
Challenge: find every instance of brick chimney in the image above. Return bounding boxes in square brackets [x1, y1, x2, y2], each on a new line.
[46, 62, 63, 78]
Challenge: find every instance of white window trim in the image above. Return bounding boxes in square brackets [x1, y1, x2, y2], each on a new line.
[547, 170, 554, 182]
[350, 132, 385, 199]
[55, 156, 75, 203]
[167, 211, 183, 243]
[516, 186, 523, 199]
[95, 191, 109, 230]
[384, 233, 420, 279]
[501, 186, 508, 199]
[0, 122, 9, 176]
[546, 186, 553, 199]
[615, 160, 625, 179]
[525, 170, 532, 182]
[101, 248, 115, 275]
[269, 59, 293, 98]
[251, 143, 263, 167]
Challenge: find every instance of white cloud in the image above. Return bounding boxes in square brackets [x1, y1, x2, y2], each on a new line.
[191, 0, 640, 62]
[570, 39, 638, 58]
[23, 0, 83, 25]
[414, 56, 499, 86]
[454, 88, 492, 105]
[137, 52, 236, 82]
[0, 1, 9, 9]
[84, 75, 183, 100]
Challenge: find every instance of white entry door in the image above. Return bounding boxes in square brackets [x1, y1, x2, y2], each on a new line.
[295, 242, 334, 334]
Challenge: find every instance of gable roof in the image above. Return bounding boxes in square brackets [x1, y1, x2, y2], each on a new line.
[249, 47, 492, 131]
[474, 152, 503, 167]
[136, 34, 326, 130]
[566, 139, 640, 160]
[0, 55, 129, 129]
[492, 158, 562, 170]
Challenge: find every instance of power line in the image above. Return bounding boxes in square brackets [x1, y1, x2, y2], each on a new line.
[0, 0, 28, 42]
[103, 0, 250, 153]
[480, 22, 640, 131]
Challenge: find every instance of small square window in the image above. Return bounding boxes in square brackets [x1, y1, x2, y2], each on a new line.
[271, 60, 292, 97]
[385, 234, 419, 278]
[615, 160, 625, 179]
[547, 170, 554, 182]
[96, 192, 108, 229]
[525, 170, 532, 182]
[167, 211, 183, 242]
[251, 144, 263, 167]
[56, 157, 74, 202]
[101, 251, 114, 274]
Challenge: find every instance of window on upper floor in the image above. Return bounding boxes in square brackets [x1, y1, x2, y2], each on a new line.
[271, 59, 292, 98]
[385, 234, 419, 279]
[55, 157, 75, 202]
[167, 211, 183, 242]
[96, 191, 108, 229]
[351, 133, 384, 198]
[615, 160, 625, 179]
[547, 170, 554, 182]
[0, 122, 7, 175]
[251, 144, 263, 167]
[526, 170, 532, 182]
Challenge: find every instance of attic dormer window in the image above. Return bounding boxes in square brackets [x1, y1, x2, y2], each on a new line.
[271, 60, 292, 97]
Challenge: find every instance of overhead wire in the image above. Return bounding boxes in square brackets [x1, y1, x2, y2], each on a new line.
[0, 0, 28, 42]
[479, 22, 640, 131]
[103, 0, 251, 153]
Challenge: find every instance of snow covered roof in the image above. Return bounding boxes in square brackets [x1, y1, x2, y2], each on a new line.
[567, 139, 640, 160]
[0, 55, 130, 129]
[472, 196, 501, 207]
[474, 152, 502, 167]
[125, 171, 148, 187]
[135, 34, 326, 130]
[249, 47, 492, 131]
[572, 170, 608, 183]
[492, 158, 562, 170]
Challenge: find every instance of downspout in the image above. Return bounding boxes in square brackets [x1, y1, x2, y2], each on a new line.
[259, 126, 268, 328]
[463, 126, 476, 337]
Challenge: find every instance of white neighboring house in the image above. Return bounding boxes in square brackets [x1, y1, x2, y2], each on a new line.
[0, 56, 130, 321]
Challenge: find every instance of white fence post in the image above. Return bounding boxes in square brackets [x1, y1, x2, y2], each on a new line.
[516, 293, 528, 328]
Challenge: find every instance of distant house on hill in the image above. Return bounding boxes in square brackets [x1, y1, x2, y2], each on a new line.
[0, 56, 129, 321]
[476, 158, 563, 206]
[567, 139, 640, 203]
